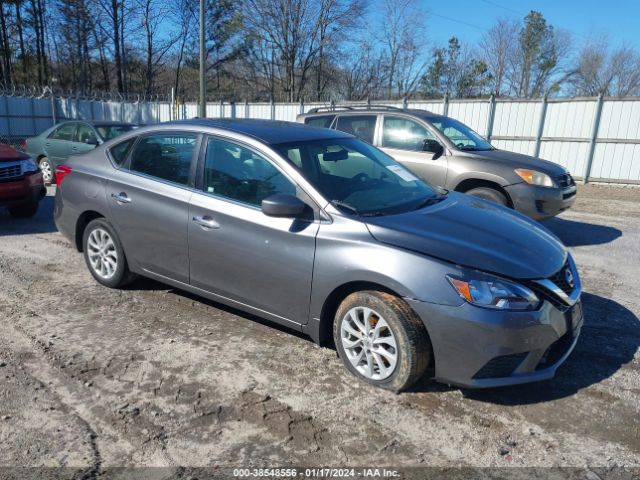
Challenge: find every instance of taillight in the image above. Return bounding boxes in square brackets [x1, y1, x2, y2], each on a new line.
[55, 164, 73, 184]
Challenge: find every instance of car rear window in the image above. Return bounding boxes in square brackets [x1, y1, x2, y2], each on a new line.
[304, 115, 335, 129]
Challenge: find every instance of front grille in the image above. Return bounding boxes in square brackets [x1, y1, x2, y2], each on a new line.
[557, 173, 575, 188]
[0, 163, 21, 180]
[550, 261, 574, 295]
[472, 352, 529, 379]
[536, 332, 573, 370]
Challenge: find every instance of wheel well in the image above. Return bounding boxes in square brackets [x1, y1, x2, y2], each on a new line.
[75, 211, 104, 251]
[37, 154, 47, 162]
[454, 178, 513, 208]
[318, 281, 404, 347]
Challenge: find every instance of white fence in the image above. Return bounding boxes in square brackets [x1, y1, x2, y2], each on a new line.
[1, 94, 640, 184]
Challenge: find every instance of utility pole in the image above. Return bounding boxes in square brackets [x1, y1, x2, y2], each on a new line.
[198, 0, 206, 118]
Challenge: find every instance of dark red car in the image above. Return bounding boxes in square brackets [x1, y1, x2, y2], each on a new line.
[0, 144, 46, 218]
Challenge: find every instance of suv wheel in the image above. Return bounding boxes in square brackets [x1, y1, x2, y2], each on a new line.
[333, 290, 431, 392]
[8, 202, 38, 218]
[465, 186, 508, 207]
[39, 157, 54, 184]
[82, 218, 135, 288]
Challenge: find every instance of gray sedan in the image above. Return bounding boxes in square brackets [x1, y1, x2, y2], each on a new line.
[53, 119, 583, 391]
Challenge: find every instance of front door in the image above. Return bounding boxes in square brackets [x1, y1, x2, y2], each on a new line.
[107, 132, 198, 283]
[379, 115, 448, 187]
[71, 123, 100, 156]
[188, 136, 318, 324]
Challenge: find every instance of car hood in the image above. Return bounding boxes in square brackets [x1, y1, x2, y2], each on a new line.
[365, 192, 566, 280]
[0, 144, 30, 163]
[465, 149, 568, 177]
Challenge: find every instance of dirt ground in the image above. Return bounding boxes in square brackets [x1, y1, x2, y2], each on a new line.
[0, 184, 638, 479]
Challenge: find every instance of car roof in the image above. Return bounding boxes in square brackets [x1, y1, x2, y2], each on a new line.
[55, 120, 135, 127]
[161, 118, 353, 144]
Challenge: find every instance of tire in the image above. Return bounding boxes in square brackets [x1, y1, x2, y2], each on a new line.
[82, 218, 136, 288]
[38, 157, 54, 184]
[8, 202, 38, 218]
[464, 186, 509, 207]
[333, 290, 431, 392]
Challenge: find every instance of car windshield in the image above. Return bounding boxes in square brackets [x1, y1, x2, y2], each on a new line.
[95, 125, 135, 141]
[275, 137, 443, 217]
[431, 117, 493, 151]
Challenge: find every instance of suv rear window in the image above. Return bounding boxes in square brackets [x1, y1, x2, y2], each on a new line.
[304, 115, 335, 129]
[335, 115, 376, 144]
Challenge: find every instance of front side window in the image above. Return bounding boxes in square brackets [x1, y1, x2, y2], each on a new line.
[382, 116, 435, 151]
[48, 123, 77, 141]
[129, 133, 196, 185]
[203, 137, 295, 207]
[96, 124, 135, 141]
[431, 118, 493, 151]
[275, 137, 440, 216]
[75, 124, 98, 144]
[335, 115, 377, 144]
[109, 138, 136, 166]
[305, 115, 335, 129]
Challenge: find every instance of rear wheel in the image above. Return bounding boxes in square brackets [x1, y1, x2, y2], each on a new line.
[333, 290, 431, 392]
[38, 157, 54, 184]
[82, 218, 135, 288]
[465, 186, 509, 207]
[8, 202, 38, 218]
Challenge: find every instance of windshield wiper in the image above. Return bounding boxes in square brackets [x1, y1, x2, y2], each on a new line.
[332, 200, 359, 215]
[414, 194, 447, 210]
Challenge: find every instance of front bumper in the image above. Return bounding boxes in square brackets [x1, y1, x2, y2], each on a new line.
[406, 297, 583, 388]
[0, 173, 46, 208]
[505, 182, 577, 220]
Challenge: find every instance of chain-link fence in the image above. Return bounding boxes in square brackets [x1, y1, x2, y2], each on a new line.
[1, 90, 639, 184]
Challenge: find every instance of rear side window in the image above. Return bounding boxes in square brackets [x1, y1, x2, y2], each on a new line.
[382, 116, 435, 151]
[305, 115, 335, 128]
[335, 115, 376, 144]
[129, 133, 196, 185]
[109, 138, 136, 166]
[48, 123, 77, 141]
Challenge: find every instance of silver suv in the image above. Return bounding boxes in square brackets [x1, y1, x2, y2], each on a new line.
[298, 106, 577, 220]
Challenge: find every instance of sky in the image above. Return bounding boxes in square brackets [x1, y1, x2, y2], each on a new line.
[414, 0, 640, 49]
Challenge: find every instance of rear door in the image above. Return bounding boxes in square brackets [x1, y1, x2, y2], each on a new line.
[106, 131, 199, 283]
[45, 123, 77, 168]
[380, 115, 448, 187]
[188, 135, 319, 325]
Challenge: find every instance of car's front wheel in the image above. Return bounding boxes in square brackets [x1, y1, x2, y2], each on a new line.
[38, 157, 54, 184]
[333, 290, 431, 392]
[82, 218, 135, 288]
[465, 186, 509, 206]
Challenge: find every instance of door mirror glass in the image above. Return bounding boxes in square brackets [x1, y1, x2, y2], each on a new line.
[422, 139, 444, 156]
[85, 136, 99, 146]
[262, 194, 305, 217]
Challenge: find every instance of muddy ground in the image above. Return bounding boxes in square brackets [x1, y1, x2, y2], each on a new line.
[0, 184, 638, 479]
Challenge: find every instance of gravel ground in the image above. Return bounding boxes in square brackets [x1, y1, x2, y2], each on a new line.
[0, 184, 638, 479]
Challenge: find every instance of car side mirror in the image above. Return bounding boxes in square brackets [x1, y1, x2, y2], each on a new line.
[422, 139, 444, 156]
[262, 194, 306, 217]
[85, 136, 99, 146]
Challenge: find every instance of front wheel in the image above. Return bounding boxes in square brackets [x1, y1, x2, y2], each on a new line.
[333, 291, 431, 392]
[38, 157, 54, 184]
[82, 218, 136, 288]
[464, 186, 509, 207]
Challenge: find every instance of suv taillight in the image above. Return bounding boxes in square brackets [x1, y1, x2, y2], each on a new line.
[55, 164, 73, 184]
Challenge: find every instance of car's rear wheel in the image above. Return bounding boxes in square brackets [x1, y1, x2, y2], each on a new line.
[333, 290, 431, 392]
[465, 186, 509, 206]
[82, 218, 135, 288]
[38, 157, 53, 184]
[8, 202, 38, 218]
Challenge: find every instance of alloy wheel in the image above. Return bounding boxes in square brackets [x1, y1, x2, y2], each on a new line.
[39, 159, 53, 183]
[340, 306, 398, 380]
[86, 228, 118, 279]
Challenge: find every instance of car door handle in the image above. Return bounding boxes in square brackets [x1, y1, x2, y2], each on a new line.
[111, 192, 132, 204]
[192, 215, 220, 229]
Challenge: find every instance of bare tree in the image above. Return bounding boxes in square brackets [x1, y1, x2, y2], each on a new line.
[479, 18, 518, 96]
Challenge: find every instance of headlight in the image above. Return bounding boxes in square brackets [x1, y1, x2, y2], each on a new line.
[446, 272, 540, 311]
[20, 158, 39, 173]
[514, 169, 556, 187]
